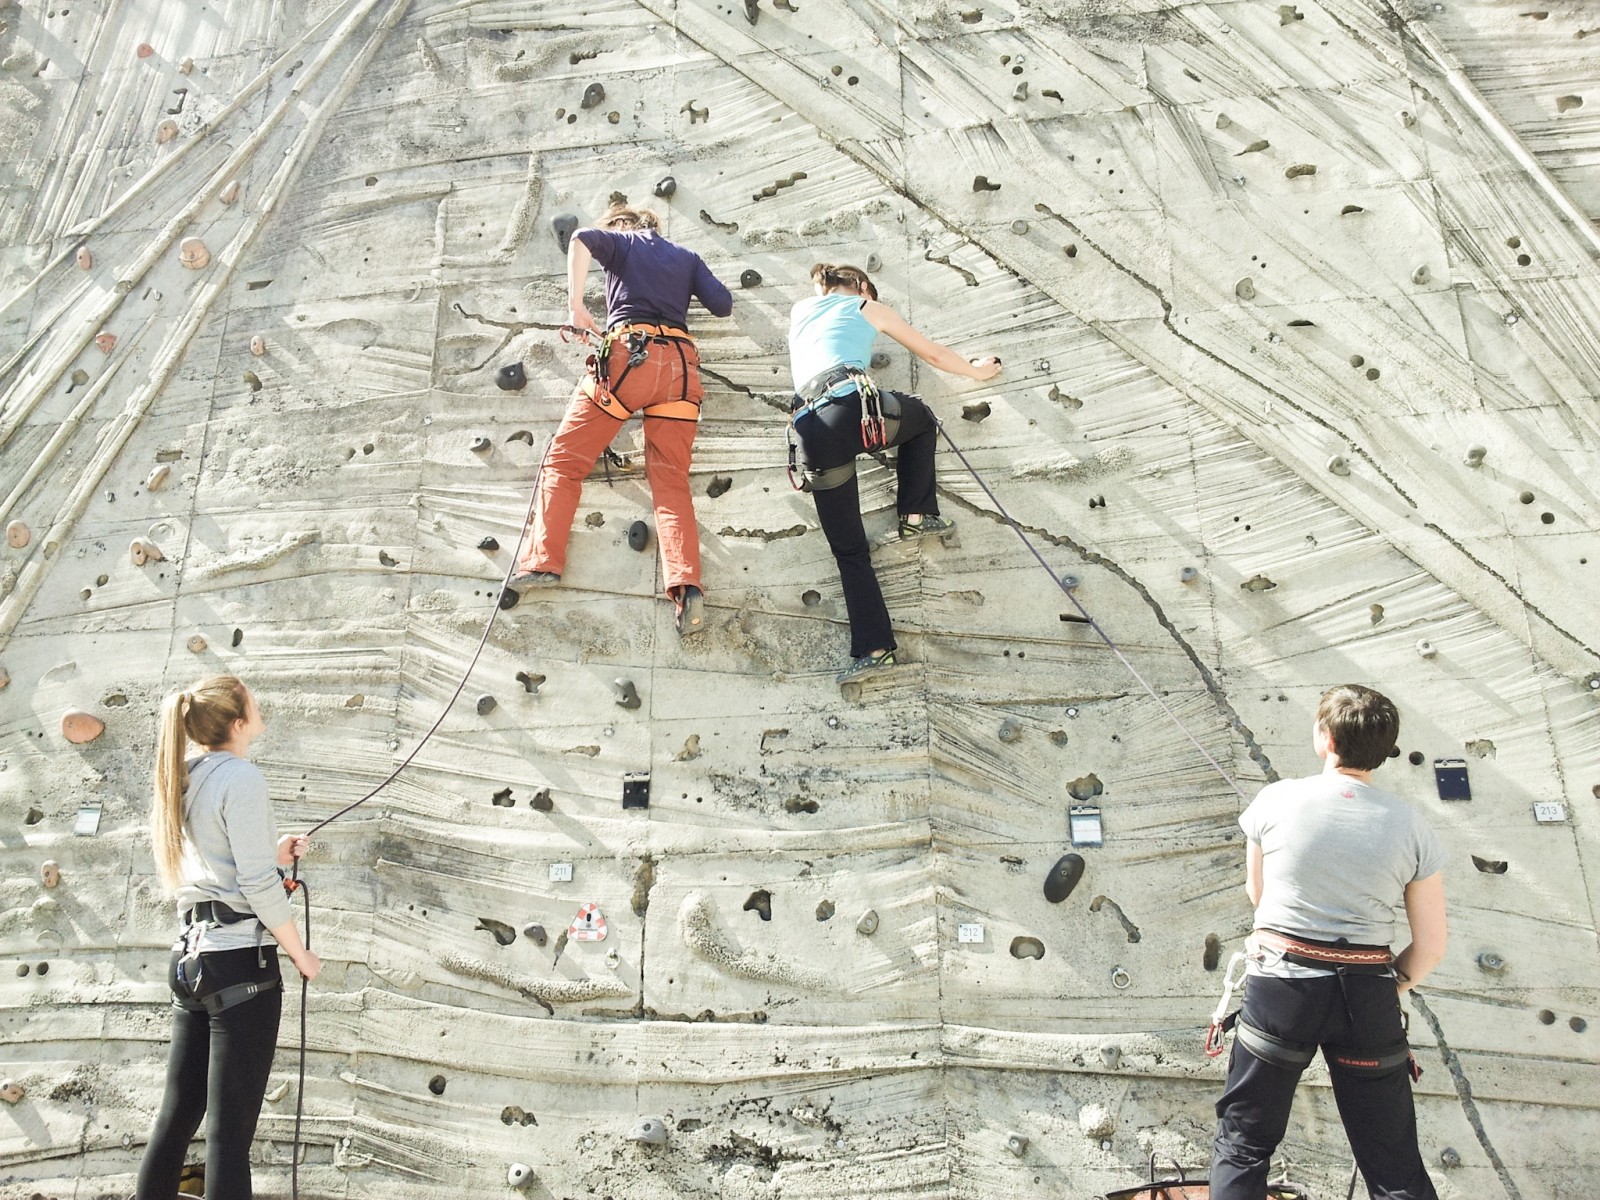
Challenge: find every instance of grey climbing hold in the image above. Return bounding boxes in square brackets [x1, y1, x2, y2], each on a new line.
[1471, 855, 1507, 874]
[499, 588, 520, 610]
[1416, 639, 1437, 659]
[1067, 773, 1103, 801]
[1476, 950, 1506, 975]
[1370, 603, 1385, 624]
[1463, 444, 1486, 468]
[1012, 83, 1028, 102]
[378, 550, 398, 567]
[972, 175, 1001, 192]
[507, 429, 535, 445]
[627, 520, 650, 551]
[998, 718, 1022, 743]
[524, 923, 547, 946]
[653, 176, 676, 198]
[865, 253, 882, 271]
[476, 694, 497, 716]
[1412, 265, 1431, 285]
[1059, 574, 1080, 590]
[476, 917, 517, 946]
[870, 351, 890, 369]
[1006, 1132, 1028, 1157]
[614, 678, 641, 710]
[496, 362, 527, 391]
[1009, 936, 1045, 960]
[743, 890, 772, 921]
[1043, 853, 1084, 903]
[1240, 574, 1277, 593]
[478, 536, 499, 552]
[1440, 1147, 1461, 1169]
[1203, 932, 1222, 971]
[508, 1162, 534, 1189]
[707, 475, 732, 498]
[530, 788, 553, 812]
[962, 401, 991, 423]
[856, 908, 879, 935]
[1010, 218, 1028, 234]
[1099, 1044, 1122, 1069]
[470, 436, 492, 454]
[1284, 163, 1317, 178]
[1327, 454, 1350, 476]
[740, 269, 762, 288]
[581, 82, 605, 109]
[628, 1117, 669, 1146]
[428, 1075, 447, 1095]
[1179, 566, 1199, 583]
[552, 214, 579, 253]
[816, 900, 835, 921]
[1235, 277, 1255, 300]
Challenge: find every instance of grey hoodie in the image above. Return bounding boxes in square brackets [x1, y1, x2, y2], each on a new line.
[172, 752, 291, 952]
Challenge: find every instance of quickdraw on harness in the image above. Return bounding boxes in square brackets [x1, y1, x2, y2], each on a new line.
[786, 364, 899, 492]
[1204, 932, 1421, 1082]
[576, 321, 700, 423]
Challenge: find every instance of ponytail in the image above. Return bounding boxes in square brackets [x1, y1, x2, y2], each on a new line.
[809, 262, 877, 301]
[150, 675, 250, 893]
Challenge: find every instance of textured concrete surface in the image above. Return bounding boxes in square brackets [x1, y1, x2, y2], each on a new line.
[0, 0, 1597, 1196]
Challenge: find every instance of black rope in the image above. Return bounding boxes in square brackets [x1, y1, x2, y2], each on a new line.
[289, 878, 311, 1200]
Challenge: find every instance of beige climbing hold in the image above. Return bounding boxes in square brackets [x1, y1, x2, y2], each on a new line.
[179, 56, 194, 75]
[1078, 1103, 1115, 1138]
[178, 238, 210, 269]
[1397, 109, 1416, 127]
[1006, 1132, 1028, 1156]
[1412, 265, 1431, 285]
[94, 330, 117, 354]
[1234, 277, 1255, 301]
[61, 710, 106, 744]
[130, 539, 147, 566]
[155, 119, 179, 144]
[186, 634, 207, 653]
[249, 334, 265, 356]
[40, 861, 60, 889]
[1416, 639, 1437, 659]
[0, 1080, 23, 1105]
[75, 246, 92, 270]
[220, 179, 241, 205]
[1463, 444, 1487, 468]
[1284, 162, 1317, 179]
[6, 520, 29, 548]
[627, 1117, 668, 1146]
[1326, 454, 1350, 476]
[146, 464, 171, 491]
[856, 909, 880, 935]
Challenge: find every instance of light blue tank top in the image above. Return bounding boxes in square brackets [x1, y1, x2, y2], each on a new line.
[788, 293, 877, 393]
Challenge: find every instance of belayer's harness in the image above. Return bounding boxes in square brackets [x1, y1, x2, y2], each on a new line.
[172, 899, 282, 1017]
[1205, 932, 1421, 1081]
[786, 364, 902, 492]
[580, 321, 700, 422]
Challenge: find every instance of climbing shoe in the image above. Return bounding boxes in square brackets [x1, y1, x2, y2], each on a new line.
[507, 570, 561, 595]
[675, 585, 705, 637]
[836, 649, 896, 684]
[899, 513, 957, 540]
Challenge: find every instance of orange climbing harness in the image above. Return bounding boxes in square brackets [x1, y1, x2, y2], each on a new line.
[580, 322, 702, 422]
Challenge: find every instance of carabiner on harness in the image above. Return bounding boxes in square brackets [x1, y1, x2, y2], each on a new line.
[1205, 951, 1249, 1057]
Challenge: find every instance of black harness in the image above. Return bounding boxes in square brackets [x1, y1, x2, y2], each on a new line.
[173, 899, 281, 1017]
[786, 365, 903, 492]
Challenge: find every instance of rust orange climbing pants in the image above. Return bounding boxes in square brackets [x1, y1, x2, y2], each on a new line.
[516, 333, 704, 595]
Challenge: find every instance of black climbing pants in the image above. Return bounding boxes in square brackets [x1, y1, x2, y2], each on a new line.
[137, 947, 283, 1200]
[1211, 973, 1437, 1200]
[795, 388, 938, 660]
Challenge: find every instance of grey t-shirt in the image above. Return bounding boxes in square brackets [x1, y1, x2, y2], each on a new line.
[172, 752, 292, 952]
[1241, 772, 1447, 978]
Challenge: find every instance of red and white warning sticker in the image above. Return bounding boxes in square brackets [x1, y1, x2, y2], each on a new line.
[568, 902, 607, 942]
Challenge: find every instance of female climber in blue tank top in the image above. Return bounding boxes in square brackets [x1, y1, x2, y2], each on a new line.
[786, 263, 1001, 683]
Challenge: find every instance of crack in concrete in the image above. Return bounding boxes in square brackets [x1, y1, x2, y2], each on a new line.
[1410, 992, 1524, 1200]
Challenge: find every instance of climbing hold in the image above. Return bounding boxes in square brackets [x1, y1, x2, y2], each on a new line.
[581, 82, 605, 109]
[75, 246, 92, 270]
[179, 238, 210, 269]
[614, 678, 641, 710]
[552, 214, 579, 253]
[428, 1075, 447, 1095]
[1476, 951, 1506, 974]
[377, 550, 398, 567]
[1538, 1009, 1556, 1025]
[507, 1162, 534, 1189]
[1178, 566, 1199, 583]
[1067, 773, 1103, 801]
[1412, 265, 1431, 285]
[0, 1080, 23, 1105]
[496, 362, 527, 391]
[136, 42, 155, 58]
[628, 1117, 668, 1146]
[1009, 218, 1029, 235]
[972, 175, 1001, 192]
[186, 634, 207, 654]
[0, 669, 8, 692]
[801, 589, 820, 607]
[477, 536, 499, 552]
[1048, 730, 1067, 747]
[476, 694, 497, 716]
[246, 333, 266, 358]
[144, 462, 172, 492]
[743, 890, 772, 921]
[1572, 1017, 1588, 1032]
[962, 401, 991, 423]
[740, 269, 762, 288]
[1012, 83, 1028, 103]
[40, 861, 60, 888]
[1240, 574, 1277, 593]
[156, 119, 179, 144]
[129, 539, 147, 565]
[1518, 491, 1535, 504]
[178, 56, 194, 74]
[1215, 113, 1233, 129]
[1340, 204, 1365, 215]
[470, 436, 491, 454]
[232, 628, 244, 647]
[515, 671, 544, 695]
[523, 923, 547, 946]
[1009, 936, 1045, 960]
[653, 176, 677, 198]
[1043, 854, 1084, 903]
[506, 430, 535, 446]
[816, 900, 835, 921]
[1471, 855, 1507, 874]
[676, 734, 701, 761]
[61, 710, 105, 745]
[530, 788, 553, 812]
[1556, 94, 1584, 113]
[1237, 139, 1270, 155]
[1463, 444, 1486, 467]
[1203, 932, 1221, 971]
[475, 917, 517, 946]
[1079, 1103, 1116, 1138]
[856, 908, 879, 935]
[1234, 277, 1255, 300]
[706, 475, 732, 498]
[1006, 1132, 1028, 1157]
[1278, 4, 1303, 22]
[1059, 574, 1080, 590]
[1327, 454, 1350, 476]
[6, 521, 29, 549]
[1439, 1147, 1461, 1169]
[95, 331, 117, 353]
[1369, 603, 1385, 625]
[1099, 1044, 1122, 1069]
[220, 179, 241, 205]
[627, 520, 650, 551]
[998, 718, 1022, 743]
[1416, 639, 1437, 659]
[1284, 163, 1317, 179]
[866, 253, 882, 271]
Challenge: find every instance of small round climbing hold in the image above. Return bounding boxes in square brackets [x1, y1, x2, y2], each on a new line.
[1059, 574, 1080, 591]
[581, 82, 606, 110]
[1043, 853, 1085, 903]
[40, 861, 60, 888]
[1099, 1044, 1122, 1069]
[1572, 1016, 1588, 1033]
[61, 710, 106, 745]
[477, 536, 499, 552]
[187, 634, 207, 653]
[427, 1075, 446, 1095]
[740, 269, 762, 288]
[1412, 265, 1431, 285]
[1006, 1132, 1028, 1157]
[0, 1079, 23, 1105]
[1179, 566, 1198, 583]
[801, 589, 820, 607]
[249, 334, 266, 357]
[476, 694, 497, 716]
[1476, 950, 1506, 974]
[614, 678, 641, 710]
[6, 520, 29, 549]
[1538, 1008, 1556, 1024]
[855, 909, 879, 935]
[1408, 751, 1424, 765]
[870, 351, 890, 369]
[1416, 639, 1437, 659]
[1540, 511, 1555, 525]
[524, 923, 547, 945]
[627, 520, 650, 552]
[1326, 454, 1350, 476]
[1365, 367, 1380, 381]
[178, 238, 210, 269]
[653, 176, 677, 198]
[1518, 490, 1535, 504]
[507, 1162, 534, 1189]
[1234, 277, 1255, 301]
[866, 253, 882, 271]
[997, 718, 1022, 743]
[156, 119, 179, 144]
[1010, 219, 1029, 235]
[1440, 1147, 1461, 1169]
[136, 42, 155, 58]
[470, 436, 492, 454]
[75, 246, 93, 271]
[496, 362, 527, 391]
[1349, 354, 1365, 368]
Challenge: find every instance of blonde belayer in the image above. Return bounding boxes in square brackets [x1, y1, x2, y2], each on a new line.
[150, 675, 250, 892]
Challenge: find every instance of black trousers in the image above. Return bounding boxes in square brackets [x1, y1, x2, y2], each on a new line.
[137, 946, 284, 1200]
[1211, 973, 1438, 1200]
[795, 389, 938, 659]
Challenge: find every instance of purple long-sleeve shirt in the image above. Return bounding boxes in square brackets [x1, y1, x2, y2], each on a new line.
[576, 228, 733, 331]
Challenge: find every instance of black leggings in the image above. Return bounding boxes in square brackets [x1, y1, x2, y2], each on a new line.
[137, 946, 283, 1200]
[794, 389, 938, 659]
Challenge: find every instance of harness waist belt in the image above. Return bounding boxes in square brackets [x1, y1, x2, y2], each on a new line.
[794, 363, 871, 409]
[184, 900, 256, 926]
[1254, 929, 1393, 970]
[606, 322, 691, 342]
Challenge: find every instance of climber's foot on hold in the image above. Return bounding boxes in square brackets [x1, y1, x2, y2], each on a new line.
[899, 513, 956, 541]
[675, 585, 705, 637]
[837, 649, 896, 684]
[508, 570, 561, 597]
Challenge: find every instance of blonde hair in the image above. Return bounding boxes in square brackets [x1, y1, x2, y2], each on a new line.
[598, 203, 661, 232]
[810, 262, 877, 301]
[152, 675, 250, 891]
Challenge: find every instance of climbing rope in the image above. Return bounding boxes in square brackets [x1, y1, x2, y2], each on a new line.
[935, 421, 1249, 802]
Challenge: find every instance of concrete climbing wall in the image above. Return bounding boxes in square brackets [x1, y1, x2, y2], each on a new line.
[1, 0, 1597, 1196]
